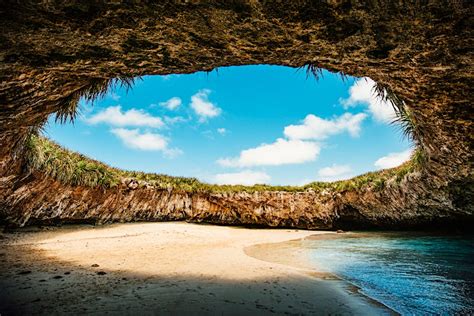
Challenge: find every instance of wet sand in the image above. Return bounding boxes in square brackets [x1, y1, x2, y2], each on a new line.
[0, 222, 393, 315]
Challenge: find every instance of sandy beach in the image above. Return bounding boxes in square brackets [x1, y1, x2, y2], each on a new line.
[0, 222, 393, 315]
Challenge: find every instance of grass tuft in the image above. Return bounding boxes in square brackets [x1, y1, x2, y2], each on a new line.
[300, 63, 349, 82]
[55, 76, 140, 124]
[26, 134, 121, 188]
[372, 82, 423, 146]
[303, 63, 324, 80]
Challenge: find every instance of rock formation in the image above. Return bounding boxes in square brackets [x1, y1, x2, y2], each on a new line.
[0, 1, 472, 229]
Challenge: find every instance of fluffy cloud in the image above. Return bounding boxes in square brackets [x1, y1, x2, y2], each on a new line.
[164, 116, 187, 125]
[374, 149, 413, 169]
[87, 106, 164, 128]
[213, 170, 270, 185]
[341, 78, 396, 123]
[108, 92, 121, 101]
[190, 89, 222, 121]
[162, 147, 183, 159]
[111, 128, 168, 152]
[217, 128, 226, 135]
[159, 97, 182, 110]
[217, 138, 320, 167]
[161, 74, 180, 81]
[284, 113, 367, 140]
[317, 164, 353, 181]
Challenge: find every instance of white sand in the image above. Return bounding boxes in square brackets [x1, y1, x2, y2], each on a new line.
[0, 222, 393, 315]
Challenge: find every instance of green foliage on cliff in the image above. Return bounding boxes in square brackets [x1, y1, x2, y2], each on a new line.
[25, 135, 423, 194]
[373, 81, 423, 147]
[55, 76, 138, 124]
[26, 134, 122, 187]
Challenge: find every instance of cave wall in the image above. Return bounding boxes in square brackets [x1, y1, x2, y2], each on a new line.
[0, 1, 472, 228]
[1, 169, 462, 230]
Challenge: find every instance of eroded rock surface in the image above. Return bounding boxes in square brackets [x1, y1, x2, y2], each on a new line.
[0, 1, 472, 229]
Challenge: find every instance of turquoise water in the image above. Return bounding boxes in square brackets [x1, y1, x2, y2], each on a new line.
[303, 233, 474, 315]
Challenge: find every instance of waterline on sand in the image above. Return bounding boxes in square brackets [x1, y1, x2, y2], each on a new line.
[247, 232, 474, 315]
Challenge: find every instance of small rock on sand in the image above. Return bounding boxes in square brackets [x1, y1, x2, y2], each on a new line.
[18, 270, 32, 275]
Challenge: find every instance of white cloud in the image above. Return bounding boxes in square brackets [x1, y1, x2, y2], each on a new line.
[217, 128, 226, 135]
[201, 130, 214, 139]
[190, 89, 221, 121]
[108, 92, 120, 101]
[340, 77, 396, 123]
[161, 74, 180, 81]
[374, 149, 413, 169]
[111, 128, 168, 152]
[317, 164, 353, 181]
[213, 170, 270, 185]
[163, 147, 183, 159]
[217, 138, 320, 167]
[164, 116, 187, 125]
[284, 113, 367, 140]
[159, 97, 182, 110]
[87, 106, 164, 128]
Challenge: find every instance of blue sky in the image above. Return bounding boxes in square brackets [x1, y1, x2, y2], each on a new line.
[45, 65, 412, 185]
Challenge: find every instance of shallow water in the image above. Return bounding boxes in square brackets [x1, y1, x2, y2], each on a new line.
[301, 232, 474, 315]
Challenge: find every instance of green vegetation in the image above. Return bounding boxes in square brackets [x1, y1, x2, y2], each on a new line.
[25, 135, 423, 194]
[55, 76, 138, 124]
[302, 62, 348, 82]
[26, 134, 122, 188]
[373, 82, 422, 146]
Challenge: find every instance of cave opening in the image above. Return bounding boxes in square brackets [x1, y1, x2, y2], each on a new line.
[36, 65, 414, 189]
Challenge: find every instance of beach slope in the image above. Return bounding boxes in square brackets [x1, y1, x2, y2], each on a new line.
[0, 222, 392, 315]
